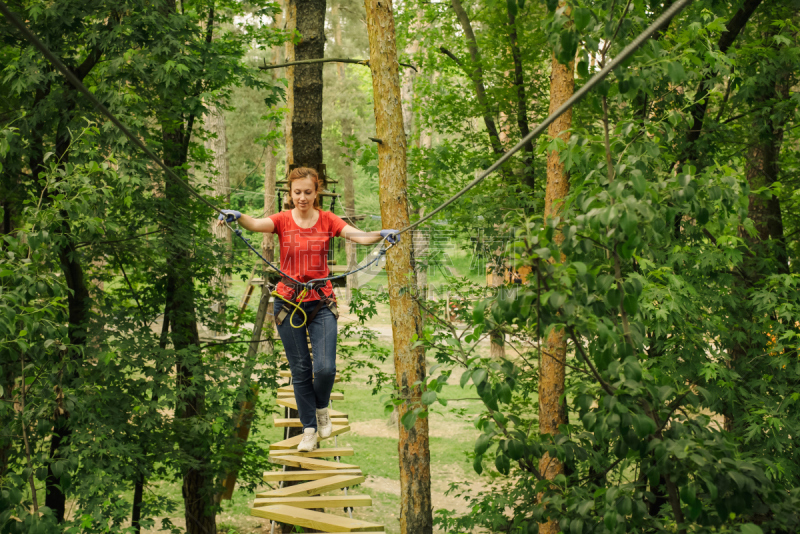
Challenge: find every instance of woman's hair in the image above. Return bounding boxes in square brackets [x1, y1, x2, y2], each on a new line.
[286, 167, 321, 209]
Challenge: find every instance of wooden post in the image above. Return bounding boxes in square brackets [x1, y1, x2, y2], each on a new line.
[538, 4, 574, 532]
[364, 1, 433, 532]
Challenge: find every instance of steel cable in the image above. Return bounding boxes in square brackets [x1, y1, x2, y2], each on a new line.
[395, 0, 692, 236]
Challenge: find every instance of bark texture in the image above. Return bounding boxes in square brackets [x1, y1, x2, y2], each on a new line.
[364, 0, 433, 532]
[538, 28, 574, 534]
[205, 105, 231, 325]
[286, 0, 326, 168]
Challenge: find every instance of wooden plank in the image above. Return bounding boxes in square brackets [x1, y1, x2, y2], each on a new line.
[258, 475, 365, 498]
[276, 398, 347, 417]
[277, 391, 344, 401]
[250, 504, 384, 532]
[262, 469, 362, 482]
[270, 425, 350, 450]
[268, 455, 358, 470]
[253, 495, 372, 508]
[269, 447, 354, 458]
[274, 417, 347, 427]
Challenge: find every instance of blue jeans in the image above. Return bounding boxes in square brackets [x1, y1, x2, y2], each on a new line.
[274, 299, 338, 431]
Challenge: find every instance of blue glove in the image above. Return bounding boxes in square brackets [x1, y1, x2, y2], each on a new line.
[218, 209, 241, 223]
[380, 229, 400, 244]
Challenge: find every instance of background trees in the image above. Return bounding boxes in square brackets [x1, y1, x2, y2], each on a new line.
[2, 0, 800, 532]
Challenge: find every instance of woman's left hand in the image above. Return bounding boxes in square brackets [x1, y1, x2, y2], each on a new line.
[380, 229, 400, 244]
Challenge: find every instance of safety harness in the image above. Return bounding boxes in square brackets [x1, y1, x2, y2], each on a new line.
[272, 277, 338, 329]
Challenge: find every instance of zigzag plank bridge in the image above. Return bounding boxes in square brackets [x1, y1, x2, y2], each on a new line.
[250, 369, 385, 533]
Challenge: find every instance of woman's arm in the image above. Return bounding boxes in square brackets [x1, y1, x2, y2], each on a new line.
[238, 214, 276, 233]
[216, 211, 276, 233]
[340, 225, 399, 245]
[340, 224, 382, 245]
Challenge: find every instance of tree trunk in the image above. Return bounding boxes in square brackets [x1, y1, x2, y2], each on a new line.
[163, 124, 216, 534]
[286, 0, 326, 169]
[449, 0, 503, 155]
[205, 105, 231, 329]
[364, 1, 433, 532]
[281, 3, 326, 529]
[506, 6, 534, 191]
[538, 8, 574, 532]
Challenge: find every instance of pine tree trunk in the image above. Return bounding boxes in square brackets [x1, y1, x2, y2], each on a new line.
[281, 3, 326, 530]
[286, 0, 326, 169]
[205, 105, 231, 329]
[365, 1, 433, 532]
[538, 11, 574, 531]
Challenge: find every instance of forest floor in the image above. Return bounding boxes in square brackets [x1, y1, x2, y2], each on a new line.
[141, 297, 496, 534]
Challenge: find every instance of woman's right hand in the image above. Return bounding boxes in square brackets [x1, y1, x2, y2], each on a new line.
[217, 209, 241, 226]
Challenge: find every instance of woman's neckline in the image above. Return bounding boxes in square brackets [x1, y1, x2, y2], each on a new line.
[290, 208, 321, 229]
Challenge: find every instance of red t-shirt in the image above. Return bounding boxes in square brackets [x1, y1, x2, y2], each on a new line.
[269, 209, 347, 302]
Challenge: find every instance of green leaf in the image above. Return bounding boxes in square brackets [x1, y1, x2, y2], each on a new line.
[574, 7, 591, 32]
[632, 414, 656, 437]
[475, 433, 492, 455]
[421, 390, 437, 405]
[400, 409, 418, 430]
[680, 484, 696, 505]
[473, 455, 483, 474]
[606, 288, 621, 308]
[460, 371, 471, 388]
[472, 368, 488, 386]
[495, 452, 510, 475]
[569, 518, 584, 534]
[623, 293, 638, 315]
[616, 496, 632, 516]
[740, 524, 763, 534]
[559, 30, 578, 65]
[507, 440, 524, 460]
[604, 511, 616, 530]
[577, 60, 589, 78]
[667, 61, 686, 83]
[697, 207, 709, 225]
[549, 291, 566, 310]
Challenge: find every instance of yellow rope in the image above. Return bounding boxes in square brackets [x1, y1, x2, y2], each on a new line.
[271, 287, 309, 328]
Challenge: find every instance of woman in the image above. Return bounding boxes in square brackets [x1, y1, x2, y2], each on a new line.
[217, 167, 398, 452]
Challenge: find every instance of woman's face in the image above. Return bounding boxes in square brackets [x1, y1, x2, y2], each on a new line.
[290, 177, 317, 212]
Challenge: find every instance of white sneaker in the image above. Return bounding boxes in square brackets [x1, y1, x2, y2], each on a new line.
[297, 428, 318, 452]
[316, 408, 332, 439]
